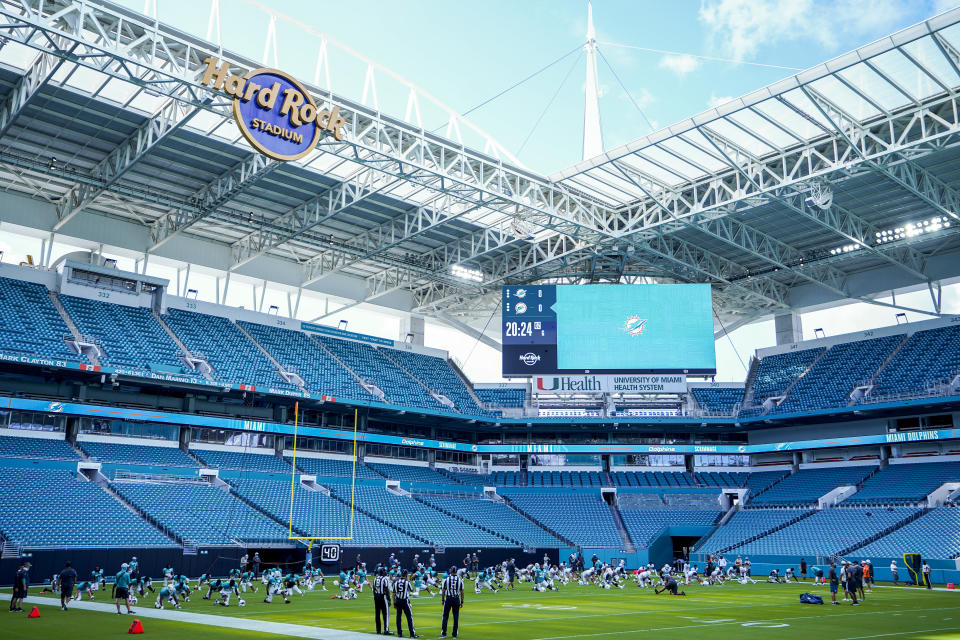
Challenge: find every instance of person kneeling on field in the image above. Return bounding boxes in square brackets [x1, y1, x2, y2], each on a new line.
[264, 574, 292, 604]
[216, 579, 241, 606]
[655, 576, 685, 596]
[155, 585, 181, 610]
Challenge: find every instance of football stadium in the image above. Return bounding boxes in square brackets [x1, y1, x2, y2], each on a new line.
[2, 0, 960, 638]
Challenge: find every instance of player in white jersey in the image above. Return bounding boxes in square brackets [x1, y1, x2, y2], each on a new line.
[635, 567, 656, 587]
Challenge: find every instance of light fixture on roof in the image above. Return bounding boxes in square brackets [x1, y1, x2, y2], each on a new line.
[49, 157, 56, 171]
[267, 305, 279, 315]
[875, 216, 950, 244]
[814, 327, 826, 339]
[186, 288, 198, 300]
[451, 264, 484, 283]
[338, 319, 348, 331]
[805, 182, 833, 210]
[895, 312, 907, 325]
[103, 258, 117, 268]
[405, 333, 414, 344]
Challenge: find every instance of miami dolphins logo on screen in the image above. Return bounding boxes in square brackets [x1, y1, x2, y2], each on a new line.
[514, 288, 527, 298]
[623, 316, 647, 336]
[515, 302, 527, 314]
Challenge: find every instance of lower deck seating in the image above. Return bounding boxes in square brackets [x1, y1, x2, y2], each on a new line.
[230, 478, 421, 547]
[854, 507, 960, 559]
[0, 467, 176, 548]
[730, 507, 918, 556]
[112, 481, 288, 545]
[330, 484, 514, 547]
[417, 494, 563, 548]
[697, 508, 808, 553]
[502, 489, 622, 548]
[619, 508, 721, 547]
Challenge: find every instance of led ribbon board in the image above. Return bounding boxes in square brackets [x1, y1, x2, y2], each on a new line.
[201, 57, 346, 161]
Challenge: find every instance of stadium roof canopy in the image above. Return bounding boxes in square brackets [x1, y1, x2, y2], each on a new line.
[1, 0, 960, 341]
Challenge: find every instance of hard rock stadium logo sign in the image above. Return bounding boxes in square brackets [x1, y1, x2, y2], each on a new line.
[200, 57, 347, 162]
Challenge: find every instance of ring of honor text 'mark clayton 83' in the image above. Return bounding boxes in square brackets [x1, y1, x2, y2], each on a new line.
[200, 57, 347, 162]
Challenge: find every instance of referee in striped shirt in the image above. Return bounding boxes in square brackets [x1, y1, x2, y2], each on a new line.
[440, 565, 464, 638]
[373, 567, 393, 635]
[394, 569, 418, 637]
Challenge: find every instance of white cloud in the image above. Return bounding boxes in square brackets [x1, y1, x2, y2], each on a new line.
[699, 0, 917, 61]
[658, 53, 701, 76]
[707, 93, 734, 108]
[932, 0, 960, 14]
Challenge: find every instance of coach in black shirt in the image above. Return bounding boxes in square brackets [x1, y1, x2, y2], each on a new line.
[59, 561, 77, 610]
[441, 566, 464, 638]
[373, 567, 393, 635]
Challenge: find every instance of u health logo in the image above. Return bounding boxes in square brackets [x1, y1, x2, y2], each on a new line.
[201, 57, 347, 162]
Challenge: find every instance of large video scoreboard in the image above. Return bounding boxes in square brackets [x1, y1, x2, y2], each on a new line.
[501, 283, 716, 377]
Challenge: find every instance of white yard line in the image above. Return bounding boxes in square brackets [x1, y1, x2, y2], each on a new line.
[835, 628, 960, 640]
[0, 593, 378, 640]
[530, 606, 960, 640]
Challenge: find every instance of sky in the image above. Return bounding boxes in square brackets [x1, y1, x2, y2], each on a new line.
[4, 0, 960, 383]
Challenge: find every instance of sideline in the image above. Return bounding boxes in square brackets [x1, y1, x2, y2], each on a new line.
[0, 593, 378, 640]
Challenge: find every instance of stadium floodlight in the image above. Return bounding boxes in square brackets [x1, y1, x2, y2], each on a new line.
[805, 182, 833, 210]
[451, 264, 484, 282]
[338, 319, 348, 331]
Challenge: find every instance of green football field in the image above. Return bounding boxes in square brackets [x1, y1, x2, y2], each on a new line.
[3, 580, 959, 640]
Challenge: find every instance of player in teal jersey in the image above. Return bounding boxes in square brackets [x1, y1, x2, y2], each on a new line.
[196, 573, 211, 591]
[335, 569, 357, 600]
[353, 564, 368, 593]
[175, 575, 192, 601]
[91, 567, 105, 593]
[263, 574, 290, 604]
[112, 564, 135, 615]
[204, 578, 222, 601]
[155, 585, 181, 609]
[70, 580, 96, 601]
[215, 579, 241, 606]
[240, 570, 257, 593]
[283, 573, 304, 597]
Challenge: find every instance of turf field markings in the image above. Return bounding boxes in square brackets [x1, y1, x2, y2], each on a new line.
[0, 594, 379, 640]
[835, 628, 960, 640]
[530, 606, 960, 640]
